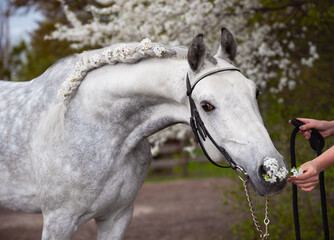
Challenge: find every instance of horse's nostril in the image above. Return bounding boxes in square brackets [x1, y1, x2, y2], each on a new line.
[261, 164, 271, 172]
[259, 164, 270, 177]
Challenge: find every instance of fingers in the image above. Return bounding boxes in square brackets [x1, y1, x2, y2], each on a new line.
[289, 118, 313, 140]
[300, 185, 318, 192]
[288, 176, 319, 192]
[296, 118, 311, 125]
[289, 175, 318, 184]
[288, 118, 309, 126]
[294, 168, 311, 179]
[298, 119, 316, 131]
[300, 130, 311, 140]
[298, 180, 319, 192]
[288, 165, 319, 192]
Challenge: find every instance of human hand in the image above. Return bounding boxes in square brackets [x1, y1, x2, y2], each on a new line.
[289, 118, 334, 140]
[288, 160, 320, 192]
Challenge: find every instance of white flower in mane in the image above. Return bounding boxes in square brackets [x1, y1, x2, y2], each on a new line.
[92, 54, 102, 64]
[153, 44, 166, 57]
[75, 61, 85, 73]
[139, 38, 152, 53]
[57, 38, 171, 102]
[102, 47, 113, 60]
[114, 44, 131, 59]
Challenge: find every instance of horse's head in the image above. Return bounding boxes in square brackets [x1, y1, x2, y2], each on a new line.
[186, 28, 287, 196]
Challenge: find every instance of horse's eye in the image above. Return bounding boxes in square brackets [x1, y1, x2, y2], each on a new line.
[256, 87, 261, 99]
[201, 101, 215, 112]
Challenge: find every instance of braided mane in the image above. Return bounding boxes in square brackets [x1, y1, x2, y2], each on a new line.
[40, 39, 187, 142]
[58, 39, 188, 102]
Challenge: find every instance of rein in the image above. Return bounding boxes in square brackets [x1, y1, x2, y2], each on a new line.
[290, 118, 329, 240]
[186, 67, 269, 239]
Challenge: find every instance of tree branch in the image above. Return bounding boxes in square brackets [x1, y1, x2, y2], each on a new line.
[250, 1, 308, 13]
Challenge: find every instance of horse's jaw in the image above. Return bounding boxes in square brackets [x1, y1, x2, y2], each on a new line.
[249, 177, 288, 196]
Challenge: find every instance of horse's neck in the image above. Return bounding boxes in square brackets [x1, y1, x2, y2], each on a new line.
[72, 58, 190, 150]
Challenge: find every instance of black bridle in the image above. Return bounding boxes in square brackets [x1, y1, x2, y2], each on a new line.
[186, 67, 248, 179]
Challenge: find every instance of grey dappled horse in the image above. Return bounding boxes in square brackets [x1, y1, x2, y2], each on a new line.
[0, 28, 287, 239]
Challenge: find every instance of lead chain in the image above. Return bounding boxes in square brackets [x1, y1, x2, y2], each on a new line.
[242, 180, 270, 240]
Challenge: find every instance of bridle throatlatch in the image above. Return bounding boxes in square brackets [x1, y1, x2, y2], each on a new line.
[186, 67, 269, 239]
[290, 118, 329, 240]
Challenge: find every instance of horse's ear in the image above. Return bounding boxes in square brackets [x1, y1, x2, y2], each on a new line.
[187, 34, 206, 72]
[215, 28, 237, 61]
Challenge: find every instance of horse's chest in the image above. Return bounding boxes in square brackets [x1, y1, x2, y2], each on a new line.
[91, 142, 152, 217]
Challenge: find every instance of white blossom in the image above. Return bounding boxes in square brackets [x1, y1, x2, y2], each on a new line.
[102, 47, 113, 60]
[288, 41, 295, 51]
[153, 44, 166, 57]
[139, 38, 153, 53]
[48, 0, 319, 154]
[291, 167, 304, 177]
[92, 54, 102, 64]
[48, 0, 318, 95]
[288, 80, 296, 90]
[277, 98, 284, 104]
[114, 45, 131, 59]
[262, 157, 288, 183]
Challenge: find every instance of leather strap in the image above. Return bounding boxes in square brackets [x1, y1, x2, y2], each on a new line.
[186, 67, 242, 170]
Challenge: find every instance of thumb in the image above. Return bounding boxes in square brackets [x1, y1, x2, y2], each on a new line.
[294, 168, 312, 180]
[295, 163, 316, 180]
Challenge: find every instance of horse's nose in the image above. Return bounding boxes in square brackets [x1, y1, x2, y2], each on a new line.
[259, 157, 289, 183]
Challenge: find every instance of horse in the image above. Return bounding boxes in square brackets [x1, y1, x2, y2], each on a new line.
[0, 28, 287, 239]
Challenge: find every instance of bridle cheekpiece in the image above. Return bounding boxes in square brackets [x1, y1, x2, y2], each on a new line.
[186, 67, 248, 180]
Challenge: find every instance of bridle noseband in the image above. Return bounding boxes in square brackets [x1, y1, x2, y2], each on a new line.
[186, 67, 248, 180]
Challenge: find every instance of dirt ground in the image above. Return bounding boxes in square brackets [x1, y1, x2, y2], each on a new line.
[0, 178, 241, 240]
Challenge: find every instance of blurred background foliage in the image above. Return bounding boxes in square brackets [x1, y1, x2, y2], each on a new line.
[1, 0, 334, 239]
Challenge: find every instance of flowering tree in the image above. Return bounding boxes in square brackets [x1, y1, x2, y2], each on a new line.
[46, 0, 330, 154]
[48, 0, 324, 93]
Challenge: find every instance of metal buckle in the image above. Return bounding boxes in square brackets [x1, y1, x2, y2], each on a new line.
[235, 165, 249, 182]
